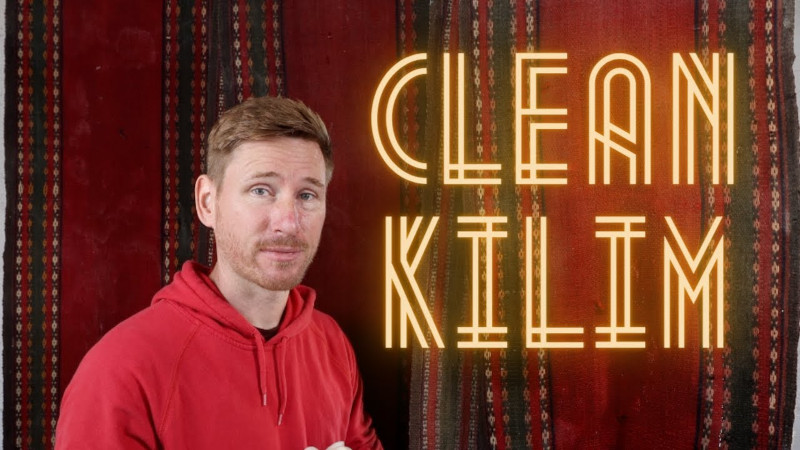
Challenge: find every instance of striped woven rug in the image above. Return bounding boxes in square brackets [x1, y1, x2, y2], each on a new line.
[395, 0, 799, 448]
[4, 0, 799, 449]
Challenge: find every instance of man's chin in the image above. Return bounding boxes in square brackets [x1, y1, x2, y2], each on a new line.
[257, 282, 299, 291]
[243, 256, 314, 291]
[252, 269, 306, 292]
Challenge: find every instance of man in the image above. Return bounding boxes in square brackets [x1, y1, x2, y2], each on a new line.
[56, 96, 382, 449]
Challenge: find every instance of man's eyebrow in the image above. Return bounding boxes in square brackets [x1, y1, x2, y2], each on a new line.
[247, 171, 325, 188]
[304, 177, 326, 189]
[246, 171, 280, 180]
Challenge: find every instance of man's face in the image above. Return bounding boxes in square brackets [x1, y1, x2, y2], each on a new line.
[205, 137, 327, 292]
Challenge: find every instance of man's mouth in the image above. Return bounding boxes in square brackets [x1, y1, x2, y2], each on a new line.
[259, 246, 305, 262]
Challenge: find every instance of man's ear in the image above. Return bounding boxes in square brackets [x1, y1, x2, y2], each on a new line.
[195, 174, 216, 228]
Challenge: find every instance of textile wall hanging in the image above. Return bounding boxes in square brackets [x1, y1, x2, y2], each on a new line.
[3, 0, 799, 448]
[390, 0, 800, 448]
[161, 0, 286, 282]
[4, 0, 63, 447]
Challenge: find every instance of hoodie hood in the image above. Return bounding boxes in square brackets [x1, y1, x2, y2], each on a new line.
[151, 260, 316, 422]
[152, 261, 316, 343]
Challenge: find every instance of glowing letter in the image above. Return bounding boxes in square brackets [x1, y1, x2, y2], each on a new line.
[515, 53, 569, 185]
[385, 216, 445, 348]
[444, 53, 502, 184]
[525, 217, 584, 348]
[672, 53, 735, 184]
[588, 54, 652, 184]
[595, 216, 647, 348]
[371, 54, 429, 184]
[456, 216, 508, 348]
[663, 216, 725, 348]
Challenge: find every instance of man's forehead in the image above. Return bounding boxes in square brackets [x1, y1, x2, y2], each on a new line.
[212, 136, 330, 189]
[238, 136, 323, 153]
[234, 137, 322, 159]
[235, 137, 321, 160]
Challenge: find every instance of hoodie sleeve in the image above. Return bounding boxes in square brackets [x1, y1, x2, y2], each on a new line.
[344, 371, 383, 450]
[342, 338, 383, 450]
[55, 342, 159, 449]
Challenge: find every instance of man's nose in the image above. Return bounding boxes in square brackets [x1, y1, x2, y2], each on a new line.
[271, 195, 301, 234]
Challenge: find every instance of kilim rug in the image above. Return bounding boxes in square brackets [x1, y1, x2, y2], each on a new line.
[4, 0, 800, 449]
[393, 0, 800, 448]
[5, 0, 62, 447]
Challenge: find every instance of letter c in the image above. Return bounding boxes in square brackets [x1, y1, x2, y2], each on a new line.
[371, 53, 428, 184]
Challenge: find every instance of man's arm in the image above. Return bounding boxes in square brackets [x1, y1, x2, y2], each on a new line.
[341, 336, 383, 450]
[55, 344, 159, 449]
[344, 372, 383, 450]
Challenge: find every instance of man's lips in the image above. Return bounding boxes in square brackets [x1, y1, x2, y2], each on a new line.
[258, 246, 305, 262]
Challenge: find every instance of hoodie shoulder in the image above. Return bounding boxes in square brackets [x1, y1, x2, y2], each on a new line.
[307, 310, 358, 371]
[58, 302, 202, 447]
[74, 301, 200, 380]
[309, 309, 347, 339]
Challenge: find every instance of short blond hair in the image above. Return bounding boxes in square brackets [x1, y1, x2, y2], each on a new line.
[206, 96, 332, 186]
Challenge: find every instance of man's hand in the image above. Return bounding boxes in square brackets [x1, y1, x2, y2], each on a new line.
[305, 441, 351, 450]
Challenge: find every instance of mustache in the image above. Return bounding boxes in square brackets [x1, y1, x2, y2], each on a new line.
[256, 236, 309, 250]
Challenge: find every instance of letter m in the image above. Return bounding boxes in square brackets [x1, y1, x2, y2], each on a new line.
[663, 217, 725, 348]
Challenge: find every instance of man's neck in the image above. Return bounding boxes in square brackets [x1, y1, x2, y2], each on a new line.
[208, 265, 289, 330]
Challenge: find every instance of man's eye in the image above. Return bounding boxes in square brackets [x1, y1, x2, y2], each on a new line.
[251, 187, 269, 196]
[299, 192, 316, 201]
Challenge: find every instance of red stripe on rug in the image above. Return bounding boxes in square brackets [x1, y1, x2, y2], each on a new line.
[515, 0, 526, 50]
[750, 2, 771, 447]
[44, 0, 58, 441]
[537, 1, 697, 447]
[60, 0, 163, 392]
[281, 0, 401, 442]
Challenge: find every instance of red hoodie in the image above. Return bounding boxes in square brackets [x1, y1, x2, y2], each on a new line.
[56, 261, 382, 449]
